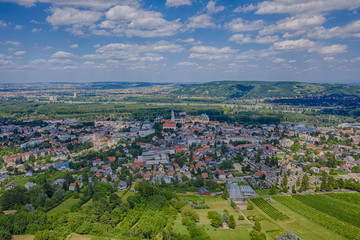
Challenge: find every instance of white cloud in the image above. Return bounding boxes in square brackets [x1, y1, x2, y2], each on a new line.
[206, 1, 224, 14]
[234, 4, 256, 13]
[225, 18, 264, 32]
[52, 51, 75, 58]
[0, 20, 7, 27]
[307, 20, 360, 39]
[3, 0, 37, 7]
[186, 14, 215, 29]
[177, 61, 198, 66]
[83, 41, 183, 63]
[70, 44, 79, 48]
[189, 45, 238, 61]
[165, 0, 191, 7]
[14, 25, 23, 30]
[102, 5, 182, 37]
[32, 28, 42, 32]
[31, 59, 46, 64]
[3, 0, 139, 9]
[229, 34, 279, 44]
[256, 0, 360, 16]
[14, 51, 26, 56]
[273, 58, 285, 63]
[47, 7, 102, 26]
[0, 41, 20, 46]
[272, 39, 316, 51]
[312, 44, 348, 54]
[259, 15, 325, 36]
[323, 56, 334, 61]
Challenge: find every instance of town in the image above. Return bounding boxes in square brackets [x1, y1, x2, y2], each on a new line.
[1, 109, 359, 195]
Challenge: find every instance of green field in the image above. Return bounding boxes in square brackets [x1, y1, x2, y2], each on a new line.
[273, 193, 360, 240]
[48, 197, 80, 214]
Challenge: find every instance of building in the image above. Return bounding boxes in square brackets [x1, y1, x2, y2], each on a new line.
[198, 187, 211, 196]
[4, 182, 18, 191]
[117, 181, 128, 191]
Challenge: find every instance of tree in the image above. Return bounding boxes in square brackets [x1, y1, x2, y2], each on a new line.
[270, 185, 279, 195]
[75, 182, 80, 193]
[221, 212, 229, 223]
[222, 188, 229, 199]
[254, 220, 261, 232]
[281, 175, 288, 192]
[207, 211, 222, 228]
[275, 231, 302, 240]
[228, 215, 236, 229]
[301, 174, 309, 191]
[247, 204, 254, 210]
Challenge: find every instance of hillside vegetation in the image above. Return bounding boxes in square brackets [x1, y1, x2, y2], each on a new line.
[174, 81, 360, 99]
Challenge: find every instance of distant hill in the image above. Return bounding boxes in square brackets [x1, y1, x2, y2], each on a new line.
[173, 81, 360, 99]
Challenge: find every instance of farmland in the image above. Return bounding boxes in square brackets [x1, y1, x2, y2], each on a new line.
[250, 198, 289, 221]
[273, 194, 360, 240]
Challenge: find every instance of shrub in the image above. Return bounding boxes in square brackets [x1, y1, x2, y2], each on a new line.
[247, 204, 254, 210]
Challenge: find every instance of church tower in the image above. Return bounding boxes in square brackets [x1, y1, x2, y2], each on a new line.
[171, 108, 175, 123]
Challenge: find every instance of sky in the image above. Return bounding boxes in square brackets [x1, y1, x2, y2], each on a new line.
[0, 0, 360, 84]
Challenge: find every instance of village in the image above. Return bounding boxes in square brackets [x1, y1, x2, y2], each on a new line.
[1, 109, 360, 197]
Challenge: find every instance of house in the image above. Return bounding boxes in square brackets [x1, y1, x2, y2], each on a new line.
[53, 178, 65, 187]
[25, 182, 35, 189]
[69, 182, 83, 191]
[4, 182, 18, 190]
[25, 171, 33, 177]
[117, 181, 128, 191]
[198, 187, 211, 196]
[201, 173, 209, 178]
[310, 167, 320, 173]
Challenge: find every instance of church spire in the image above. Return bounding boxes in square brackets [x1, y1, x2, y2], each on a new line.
[171, 108, 175, 122]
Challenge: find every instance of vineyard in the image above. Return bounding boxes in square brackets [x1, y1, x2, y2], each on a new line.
[250, 197, 289, 221]
[325, 192, 360, 205]
[292, 194, 360, 228]
[273, 195, 360, 240]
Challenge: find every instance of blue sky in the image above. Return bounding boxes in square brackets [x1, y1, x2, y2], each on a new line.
[0, 0, 360, 84]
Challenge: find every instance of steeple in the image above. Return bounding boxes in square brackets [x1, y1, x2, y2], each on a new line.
[171, 108, 175, 122]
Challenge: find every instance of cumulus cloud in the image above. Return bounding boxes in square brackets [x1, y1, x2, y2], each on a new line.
[229, 34, 279, 44]
[225, 18, 264, 32]
[186, 14, 216, 29]
[52, 51, 75, 58]
[0, 41, 20, 46]
[189, 45, 238, 61]
[47, 7, 102, 26]
[311, 44, 348, 54]
[165, 0, 191, 7]
[234, 4, 256, 13]
[272, 39, 316, 51]
[0, 20, 7, 27]
[83, 41, 183, 64]
[102, 5, 182, 37]
[70, 44, 79, 48]
[206, 1, 224, 14]
[14, 51, 26, 55]
[307, 20, 360, 39]
[3, 0, 139, 9]
[273, 58, 285, 63]
[176, 61, 198, 66]
[256, 0, 360, 16]
[259, 15, 325, 36]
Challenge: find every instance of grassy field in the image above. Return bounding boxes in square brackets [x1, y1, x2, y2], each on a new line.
[172, 213, 189, 235]
[48, 197, 80, 214]
[267, 197, 347, 240]
[255, 189, 272, 197]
